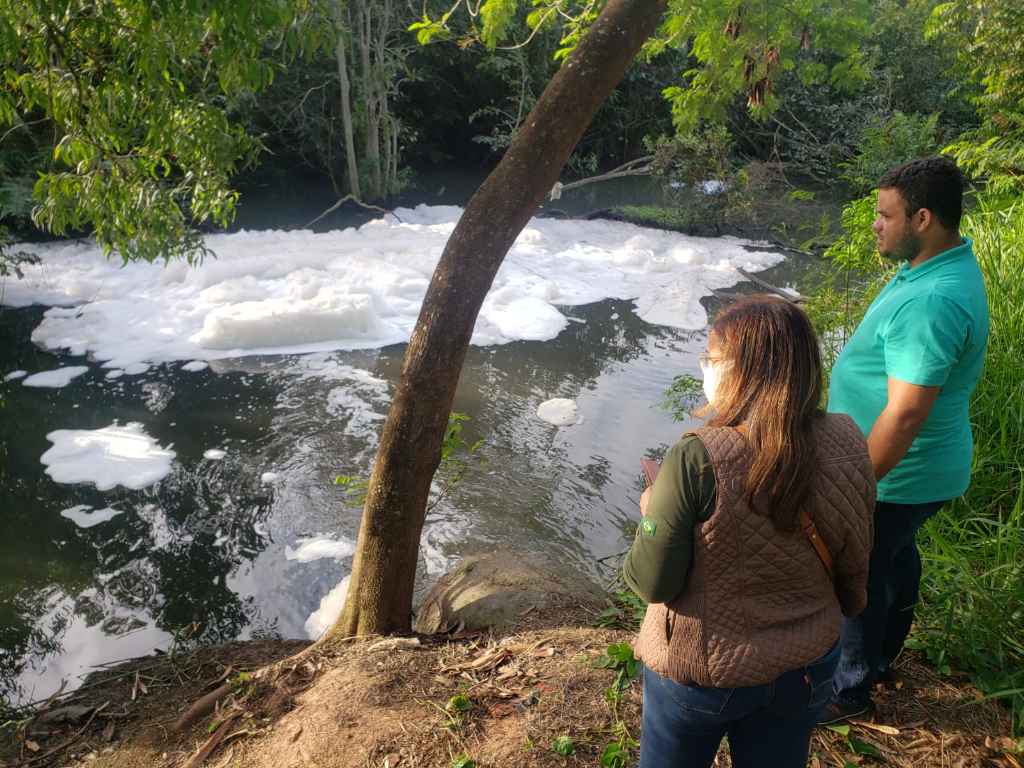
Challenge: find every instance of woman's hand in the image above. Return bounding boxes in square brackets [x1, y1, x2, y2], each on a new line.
[640, 487, 652, 517]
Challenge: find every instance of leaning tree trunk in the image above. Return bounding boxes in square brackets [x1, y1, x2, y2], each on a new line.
[328, 0, 667, 639]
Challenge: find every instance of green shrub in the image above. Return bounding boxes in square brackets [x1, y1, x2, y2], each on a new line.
[839, 111, 940, 195]
[913, 201, 1024, 733]
[813, 195, 1024, 733]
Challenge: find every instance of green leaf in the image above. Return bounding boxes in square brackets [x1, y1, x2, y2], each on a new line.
[599, 741, 629, 768]
[450, 756, 476, 768]
[446, 694, 472, 713]
[848, 735, 882, 758]
[479, 0, 518, 49]
[825, 724, 851, 736]
[552, 735, 575, 756]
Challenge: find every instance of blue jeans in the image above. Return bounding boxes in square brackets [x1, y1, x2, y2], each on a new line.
[639, 642, 840, 768]
[832, 499, 946, 704]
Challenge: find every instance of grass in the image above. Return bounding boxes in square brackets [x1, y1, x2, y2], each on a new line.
[810, 197, 1024, 734]
[912, 201, 1024, 733]
[613, 205, 699, 233]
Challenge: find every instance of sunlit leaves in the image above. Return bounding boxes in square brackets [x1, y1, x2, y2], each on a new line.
[0, 0, 308, 263]
[480, 0, 519, 48]
[419, 0, 871, 134]
[926, 0, 1024, 194]
[653, 0, 871, 132]
[408, 15, 453, 45]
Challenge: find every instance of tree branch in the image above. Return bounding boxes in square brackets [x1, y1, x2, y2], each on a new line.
[304, 194, 402, 228]
[550, 155, 655, 198]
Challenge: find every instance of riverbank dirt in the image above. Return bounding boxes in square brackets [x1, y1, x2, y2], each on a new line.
[1, 605, 1017, 768]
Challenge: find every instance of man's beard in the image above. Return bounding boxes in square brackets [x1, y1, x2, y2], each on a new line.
[879, 231, 921, 262]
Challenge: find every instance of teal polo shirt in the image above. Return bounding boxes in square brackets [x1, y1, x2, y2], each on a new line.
[828, 238, 989, 503]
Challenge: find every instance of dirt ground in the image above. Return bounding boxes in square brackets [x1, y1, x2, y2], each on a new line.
[1, 607, 1018, 768]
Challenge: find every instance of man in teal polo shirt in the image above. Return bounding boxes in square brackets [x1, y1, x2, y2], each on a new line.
[821, 157, 989, 722]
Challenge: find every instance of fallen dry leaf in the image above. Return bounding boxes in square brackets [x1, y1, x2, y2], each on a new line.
[441, 647, 510, 674]
[851, 720, 900, 736]
[986, 735, 1021, 754]
[24, 740, 40, 753]
[367, 637, 421, 654]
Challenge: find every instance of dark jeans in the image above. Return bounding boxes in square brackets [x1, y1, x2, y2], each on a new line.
[639, 642, 840, 768]
[832, 499, 946, 704]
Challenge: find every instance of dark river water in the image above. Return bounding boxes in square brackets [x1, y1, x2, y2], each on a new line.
[0, 173, 821, 707]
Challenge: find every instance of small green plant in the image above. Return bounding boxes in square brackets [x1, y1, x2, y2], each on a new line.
[334, 411, 485, 511]
[594, 589, 646, 631]
[594, 643, 640, 690]
[593, 642, 641, 766]
[825, 724, 883, 761]
[446, 694, 472, 714]
[434, 693, 474, 731]
[449, 755, 476, 768]
[332, 473, 369, 504]
[660, 373, 703, 423]
[599, 726, 639, 768]
[551, 734, 575, 756]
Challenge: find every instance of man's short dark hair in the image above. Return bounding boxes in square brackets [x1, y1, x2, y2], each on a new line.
[878, 156, 964, 231]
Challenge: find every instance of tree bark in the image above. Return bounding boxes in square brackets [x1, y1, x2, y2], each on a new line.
[327, 0, 667, 640]
[357, 0, 383, 198]
[332, 2, 360, 200]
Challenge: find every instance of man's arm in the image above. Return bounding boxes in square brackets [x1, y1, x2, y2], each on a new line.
[866, 377, 940, 480]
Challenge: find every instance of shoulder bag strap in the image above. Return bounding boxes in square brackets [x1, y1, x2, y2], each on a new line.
[800, 509, 834, 582]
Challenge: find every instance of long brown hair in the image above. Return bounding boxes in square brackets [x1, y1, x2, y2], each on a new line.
[705, 295, 824, 531]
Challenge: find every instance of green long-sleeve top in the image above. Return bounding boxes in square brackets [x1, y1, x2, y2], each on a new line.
[623, 435, 717, 604]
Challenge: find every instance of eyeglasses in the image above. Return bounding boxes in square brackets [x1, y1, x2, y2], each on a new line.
[699, 353, 726, 367]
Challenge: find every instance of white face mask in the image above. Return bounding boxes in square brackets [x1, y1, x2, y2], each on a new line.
[700, 359, 724, 404]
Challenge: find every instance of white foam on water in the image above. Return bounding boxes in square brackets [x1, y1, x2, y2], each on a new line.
[60, 504, 124, 528]
[22, 366, 90, 388]
[182, 360, 209, 372]
[203, 449, 227, 460]
[537, 398, 579, 426]
[3, 206, 782, 367]
[260, 471, 279, 484]
[284, 536, 356, 563]
[326, 387, 387, 439]
[304, 574, 350, 640]
[41, 423, 176, 490]
[3, 370, 27, 382]
[104, 369, 124, 380]
[420, 519, 463, 577]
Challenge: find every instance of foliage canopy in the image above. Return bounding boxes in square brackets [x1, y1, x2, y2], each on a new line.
[0, 0, 312, 263]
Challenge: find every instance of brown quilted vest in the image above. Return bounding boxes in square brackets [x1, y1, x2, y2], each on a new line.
[633, 413, 875, 688]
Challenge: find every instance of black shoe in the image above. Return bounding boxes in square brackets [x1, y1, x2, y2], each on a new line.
[876, 667, 897, 684]
[817, 695, 871, 726]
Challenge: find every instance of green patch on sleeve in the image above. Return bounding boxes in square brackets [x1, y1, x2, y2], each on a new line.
[641, 518, 657, 537]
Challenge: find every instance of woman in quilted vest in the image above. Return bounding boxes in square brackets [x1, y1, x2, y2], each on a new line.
[624, 295, 875, 768]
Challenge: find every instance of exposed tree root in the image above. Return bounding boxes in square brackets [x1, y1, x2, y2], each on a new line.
[180, 710, 241, 768]
[172, 684, 232, 734]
